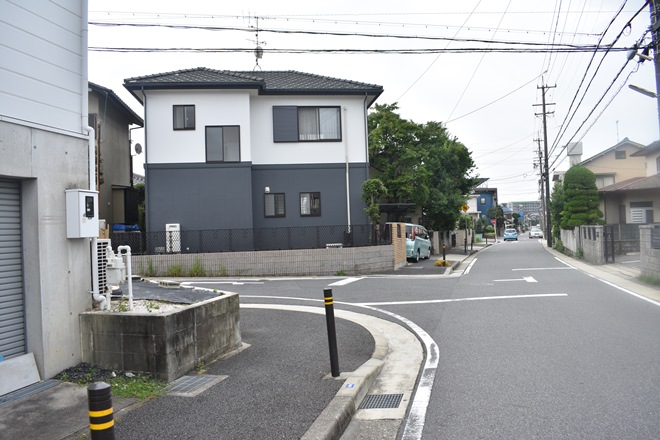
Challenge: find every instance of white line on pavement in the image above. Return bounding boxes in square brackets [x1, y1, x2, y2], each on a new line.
[512, 267, 574, 271]
[493, 276, 538, 283]
[327, 277, 364, 286]
[357, 293, 567, 306]
[464, 258, 478, 275]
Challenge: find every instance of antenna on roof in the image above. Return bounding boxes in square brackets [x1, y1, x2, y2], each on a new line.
[248, 16, 266, 71]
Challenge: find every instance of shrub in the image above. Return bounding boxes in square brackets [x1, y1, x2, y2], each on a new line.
[167, 264, 183, 277]
[189, 259, 206, 277]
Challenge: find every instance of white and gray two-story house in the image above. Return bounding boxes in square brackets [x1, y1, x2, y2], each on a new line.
[124, 68, 383, 251]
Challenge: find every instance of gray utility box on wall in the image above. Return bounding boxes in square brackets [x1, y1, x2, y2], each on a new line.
[66, 189, 99, 238]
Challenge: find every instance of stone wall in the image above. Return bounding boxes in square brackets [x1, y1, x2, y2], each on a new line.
[640, 225, 660, 280]
[131, 245, 396, 277]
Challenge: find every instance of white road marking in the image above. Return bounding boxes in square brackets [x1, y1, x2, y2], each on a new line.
[493, 276, 538, 283]
[357, 293, 567, 306]
[584, 273, 660, 308]
[181, 281, 264, 286]
[328, 277, 364, 286]
[464, 258, 478, 275]
[512, 267, 574, 271]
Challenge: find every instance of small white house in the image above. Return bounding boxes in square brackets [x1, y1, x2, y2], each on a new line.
[124, 68, 383, 251]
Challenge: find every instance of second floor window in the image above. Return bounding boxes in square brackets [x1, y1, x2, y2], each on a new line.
[173, 105, 195, 130]
[265, 193, 285, 217]
[273, 106, 341, 142]
[206, 126, 240, 162]
[300, 192, 321, 216]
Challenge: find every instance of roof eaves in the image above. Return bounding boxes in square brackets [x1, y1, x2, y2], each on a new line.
[89, 81, 143, 126]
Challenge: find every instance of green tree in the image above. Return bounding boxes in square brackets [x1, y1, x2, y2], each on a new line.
[560, 165, 603, 229]
[367, 104, 477, 230]
[361, 178, 387, 224]
[512, 212, 521, 228]
[488, 204, 505, 230]
[549, 180, 564, 241]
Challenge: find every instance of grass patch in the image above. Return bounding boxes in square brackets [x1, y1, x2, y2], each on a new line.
[56, 363, 167, 400]
[638, 275, 660, 286]
[167, 264, 183, 277]
[335, 270, 347, 276]
[188, 259, 206, 277]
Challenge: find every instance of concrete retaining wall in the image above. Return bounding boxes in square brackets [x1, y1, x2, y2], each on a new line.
[79, 293, 241, 382]
[640, 225, 660, 280]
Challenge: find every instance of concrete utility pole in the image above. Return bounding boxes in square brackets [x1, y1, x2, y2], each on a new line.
[651, 0, 660, 135]
[534, 84, 555, 248]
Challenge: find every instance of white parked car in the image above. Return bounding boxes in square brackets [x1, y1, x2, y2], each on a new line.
[529, 227, 544, 239]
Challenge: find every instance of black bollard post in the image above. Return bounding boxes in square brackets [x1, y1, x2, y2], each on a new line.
[442, 243, 446, 261]
[323, 288, 340, 377]
[88, 382, 115, 440]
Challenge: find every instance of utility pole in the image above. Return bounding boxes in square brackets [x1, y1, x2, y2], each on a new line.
[651, 0, 660, 135]
[534, 83, 555, 248]
[534, 138, 544, 230]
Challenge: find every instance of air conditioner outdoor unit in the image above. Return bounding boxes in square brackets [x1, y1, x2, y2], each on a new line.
[97, 239, 111, 294]
[166, 223, 181, 253]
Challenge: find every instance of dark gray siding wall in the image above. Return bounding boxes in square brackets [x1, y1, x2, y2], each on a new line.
[146, 163, 254, 231]
[251, 163, 369, 229]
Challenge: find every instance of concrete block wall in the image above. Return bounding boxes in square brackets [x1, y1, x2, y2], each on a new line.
[132, 245, 396, 277]
[80, 294, 241, 382]
[580, 226, 605, 265]
[640, 225, 660, 280]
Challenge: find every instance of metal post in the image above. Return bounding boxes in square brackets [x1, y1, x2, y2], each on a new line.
[323, 288, 340, 378]
[88, 382, 115, 440]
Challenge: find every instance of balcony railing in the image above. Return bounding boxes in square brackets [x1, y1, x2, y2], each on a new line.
[110, 224, 391, 255]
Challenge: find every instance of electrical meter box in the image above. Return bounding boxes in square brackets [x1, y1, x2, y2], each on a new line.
[65, 189, 99, 238]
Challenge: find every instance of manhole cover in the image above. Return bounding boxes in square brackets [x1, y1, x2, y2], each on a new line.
[359, 393, 403, 409]
[167, 374, 227, 397]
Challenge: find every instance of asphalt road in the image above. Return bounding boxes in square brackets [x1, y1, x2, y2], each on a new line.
[188, 239, 660, 439]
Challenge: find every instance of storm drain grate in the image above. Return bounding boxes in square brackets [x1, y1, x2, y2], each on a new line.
[0, 379, 60, 408]
[166, 374, 227, 397]
[359, 393, 403, 410]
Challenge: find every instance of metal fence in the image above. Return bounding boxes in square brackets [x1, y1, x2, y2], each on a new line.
[653, 228, 660, 250]
[110, 224, 391, 255]
[607, 223, 641, 241]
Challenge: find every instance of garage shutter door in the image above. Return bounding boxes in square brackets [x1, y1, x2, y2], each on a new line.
[0, 179, 24, 359]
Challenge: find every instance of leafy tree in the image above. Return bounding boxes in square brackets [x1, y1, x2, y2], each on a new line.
[512, 212, 520, 228]
[560, 165, 603, 229]
[549, 180, 564, 241]
[488, 205, 505, 231]
[367, 104, 477, 231]
[361, 178, 387, 224]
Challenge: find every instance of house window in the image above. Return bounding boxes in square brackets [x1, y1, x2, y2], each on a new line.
[265, 193, 285, 218]
[630, 201, 653, 224]
[206, 126, 240, 162]
[173, 105, 195, 130]
[614, 150, 626, 159]
[656, 155, 660, 173]
[273, 106, 341, 142]
[480, 197, 486, 204]
[300, 192, 321, 216]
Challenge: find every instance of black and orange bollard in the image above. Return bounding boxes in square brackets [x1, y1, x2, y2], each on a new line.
[88, 382, 115, 440]
[323, 288, 340, 377]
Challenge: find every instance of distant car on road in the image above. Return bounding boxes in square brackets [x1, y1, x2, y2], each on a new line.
[503, 228, 518, 241]
[529, 227, 544, 239]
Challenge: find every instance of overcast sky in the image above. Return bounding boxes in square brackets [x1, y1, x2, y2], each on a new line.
[88, 0, 659, 204]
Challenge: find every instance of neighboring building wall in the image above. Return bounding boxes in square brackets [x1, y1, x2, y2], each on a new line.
[640, 225, 660, 279]
[143, 89, 370, 233]
[88, 91, 136, 226]
[582, 141, 646, 188]
[0, 0, 91, 382]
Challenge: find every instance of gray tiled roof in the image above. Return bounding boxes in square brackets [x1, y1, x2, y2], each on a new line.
[89, 82, 143, 126]
[124, 67, 383, 96]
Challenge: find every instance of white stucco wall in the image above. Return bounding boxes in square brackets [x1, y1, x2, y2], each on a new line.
[249, 95, 369, 165]
[143, 91, 369, 166]
[146, 90, 253, 164]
